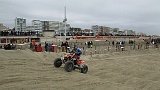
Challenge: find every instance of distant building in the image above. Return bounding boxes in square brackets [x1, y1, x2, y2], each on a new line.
[99, 26, 105, 35]
[26, 26, 35, 31]
[137, 32, 146, 36]
[124, 30, 136, 35]
[91, 25, 100, 36]
[69, 27, 82, 36]
[41, 21, 70, 34]
[117, 31, 123, 35]
[82, 29, 93, 36]
[31, 20, 71, 36]
[0, 22, 9, 31]
[104, 27, 111, 35]
[91, 25, 138, 36]
[111, 28, 119, 35]
[92, 25, 112, 36]
[15, 17, 26, 31]
[32, 20, 42, 32]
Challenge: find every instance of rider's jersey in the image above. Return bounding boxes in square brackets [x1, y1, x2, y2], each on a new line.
[77, 48, 82, 54]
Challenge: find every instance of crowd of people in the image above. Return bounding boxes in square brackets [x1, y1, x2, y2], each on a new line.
[44, 42, 53, 52]
[0, 43, 16, 50]
[61, 41, 70, 52]
[0, 31, 37, 36]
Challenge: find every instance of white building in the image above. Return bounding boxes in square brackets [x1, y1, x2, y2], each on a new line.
[15, 17, 26, 31]
[91, 25, 100, 36]
[0, 23, 9, 31]
[92, 25, 112, 36]
[41, 21, 70, 35]
[104, 27, 111, 34]
[26, 26, 35, 31]
[32, 20, 42, 32]
[124, 30, 136, 35]
[31, 20, 70, 36]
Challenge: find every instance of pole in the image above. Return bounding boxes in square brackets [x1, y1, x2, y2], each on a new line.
[64, 6, 67, 41]
[59, 21, 61, 41]
[58, 14, 61, 41]
[65, 21, 66, 40]
[59, 19, 61, 41]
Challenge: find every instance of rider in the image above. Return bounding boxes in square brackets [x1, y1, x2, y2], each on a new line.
[71, 46, 83, 68]
[75, 47, 82, 60]
[71, 45, 82, 60]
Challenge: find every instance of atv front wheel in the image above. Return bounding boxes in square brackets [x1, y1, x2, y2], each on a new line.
[80, 64, 88, 74]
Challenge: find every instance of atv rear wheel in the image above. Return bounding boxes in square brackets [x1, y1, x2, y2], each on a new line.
[54, 58, 62, 68]
[64, 61, 74, 72]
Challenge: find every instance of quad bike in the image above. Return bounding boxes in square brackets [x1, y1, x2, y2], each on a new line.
[54, 52, 88, 73]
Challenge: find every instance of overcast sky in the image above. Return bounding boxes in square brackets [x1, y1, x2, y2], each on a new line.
[0, 0, 160, 35]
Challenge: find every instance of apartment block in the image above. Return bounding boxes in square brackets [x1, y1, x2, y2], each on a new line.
[91, 25, 99, 36]
[32, 20, 42, 32]
[42, 21, 70, 34]
[15, 17, 26, 31]
[32, 20, 71, 35]
[104, 27, 111, 34]
[92, 25, 112, 36]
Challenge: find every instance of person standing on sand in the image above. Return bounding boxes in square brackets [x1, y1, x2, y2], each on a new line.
[90, 41, 93, 48]
[112, 41, 114, 47]
[45, 43, 48, 52]
[48, 43, 52, 52]
[87, 41, 91, 48]
[30, 42, 33, 49]
[65, 41, 69, 53]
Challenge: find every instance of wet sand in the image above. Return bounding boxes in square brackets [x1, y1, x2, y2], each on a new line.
[0, 48, 160, 90]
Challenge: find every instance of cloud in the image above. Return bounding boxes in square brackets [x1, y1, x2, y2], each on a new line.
[0, 0, 160, 35]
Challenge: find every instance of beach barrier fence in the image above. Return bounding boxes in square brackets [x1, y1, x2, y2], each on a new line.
[15, 39, 160, 55]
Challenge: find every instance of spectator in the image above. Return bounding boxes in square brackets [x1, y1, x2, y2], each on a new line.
[87, 41, 90, 48]
[65, 41, 69, 53]
[85, 42, 87, 45]
[30, 42, 33, 49]
[47, 43, 52, 52]
[45, 43, 48, 52]
[61, 42, 65, 47]
[90, 41, 93, 48]
[112, 41, 114, 46]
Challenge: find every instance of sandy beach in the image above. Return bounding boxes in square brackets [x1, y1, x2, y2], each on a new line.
[0, 46, 160, 90]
